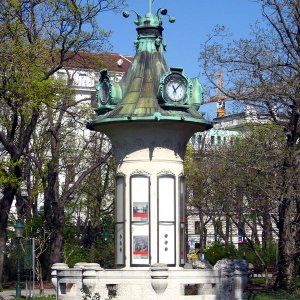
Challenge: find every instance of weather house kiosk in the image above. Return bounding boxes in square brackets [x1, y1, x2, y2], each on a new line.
[51, 2, 249, 299]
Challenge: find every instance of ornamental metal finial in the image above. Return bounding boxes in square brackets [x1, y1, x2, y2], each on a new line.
[122, 0, 175, 26]
[148, 0, 154, 14]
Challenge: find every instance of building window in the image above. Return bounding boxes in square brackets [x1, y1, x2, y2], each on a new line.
[217, 136, 222, 145]
[57, 72, 67, 84]
[195, 221, 201, 235]
[211, 136, 215, 145]
[197, 135, 202, 144]
[115, 75, 122, 82]
[191, 135, 196, 145]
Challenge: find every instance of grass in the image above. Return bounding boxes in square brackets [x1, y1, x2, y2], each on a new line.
[244, 277, 300, 299]
[1, 297, 55, 300]
[33, 297, 55, 300]
[244, 289, 300, 300]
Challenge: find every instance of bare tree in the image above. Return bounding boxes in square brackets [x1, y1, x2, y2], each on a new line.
[200, 0, 300, 290]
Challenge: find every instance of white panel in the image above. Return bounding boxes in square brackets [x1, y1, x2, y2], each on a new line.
[131, 224, 149, 265]
[131, 177, 149, 221]
[158, 177, 175, 222]
[159, 223, 175, 265]
[131, 177, 149, 202]
[116, 224, 124, 265]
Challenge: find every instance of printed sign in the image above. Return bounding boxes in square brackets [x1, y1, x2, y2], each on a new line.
[133, 235, 149, 259]
[132, 202, 149, 221]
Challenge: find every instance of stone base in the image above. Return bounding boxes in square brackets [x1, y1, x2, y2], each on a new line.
[52, 260, 248, 300]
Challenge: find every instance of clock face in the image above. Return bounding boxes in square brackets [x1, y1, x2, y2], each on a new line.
[164, 73, 187, 102]
[100, 80, 110, 105]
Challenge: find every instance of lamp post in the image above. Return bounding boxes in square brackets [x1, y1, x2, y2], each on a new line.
[102, 227, 109, 269]
[14, 219, 24, 298]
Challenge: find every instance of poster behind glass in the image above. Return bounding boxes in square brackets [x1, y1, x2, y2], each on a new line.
[131, 224, 149, 265]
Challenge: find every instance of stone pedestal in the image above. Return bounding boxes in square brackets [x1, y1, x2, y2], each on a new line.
[150, 264, 169, 295]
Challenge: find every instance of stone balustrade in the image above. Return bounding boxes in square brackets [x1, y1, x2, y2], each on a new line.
[52, 259, 248, 300]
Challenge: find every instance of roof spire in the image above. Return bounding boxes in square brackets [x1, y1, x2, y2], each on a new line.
[148, 0, 153, 15]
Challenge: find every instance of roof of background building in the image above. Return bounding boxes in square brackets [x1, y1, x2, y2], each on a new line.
[62, 51, 133, 73]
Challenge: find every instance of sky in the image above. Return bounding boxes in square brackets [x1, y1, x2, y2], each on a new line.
[98, 0, 263, 118]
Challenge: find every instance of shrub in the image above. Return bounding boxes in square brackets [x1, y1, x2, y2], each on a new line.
[204, 242, 238, 265]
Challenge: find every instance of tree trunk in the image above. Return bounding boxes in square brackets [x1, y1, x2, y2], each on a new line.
[251, 215, 260, 245]
[262, 212, 273, 250]
[0, 232, 6, 290]
[274, 197, 296, 290]
[49, 214, 65, 266]
[0, 166, 20, 288]
[36, 260, 44, 295]
[198, 215, 207, 250]
[44, 158, 65, 268]
[225, 215, 230, 243]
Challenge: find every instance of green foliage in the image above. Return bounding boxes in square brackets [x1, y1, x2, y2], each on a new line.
[242, 242, 277, 270]
[0, 160, 22, 188]
[204, 241, 277, 271]
[80, 286, 101, 300]
[204, 242, 238, 265]
[62, 214, 115, 268]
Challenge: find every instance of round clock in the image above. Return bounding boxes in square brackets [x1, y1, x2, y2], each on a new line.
[164, 73, 188, 102]
[100, 79, 110, 105]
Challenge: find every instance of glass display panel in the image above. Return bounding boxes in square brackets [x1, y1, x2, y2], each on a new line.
[158, 177, 175, 222]
[116, 176, 125, 222]
[131, 224, 149, 265]
[180, 223, 186, 265]
[158, 223, 175, 265]
[131, 177, 149, 222]
[115, 223, 125, 266]
[179, 176, 186, 265]
[179, 176, 186, 222]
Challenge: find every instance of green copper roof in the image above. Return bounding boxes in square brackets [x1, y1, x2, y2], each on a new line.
[87, 4, 212, 130]
[108, 51, 167, 117]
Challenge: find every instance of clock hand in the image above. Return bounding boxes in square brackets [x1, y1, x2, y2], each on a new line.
[174, 83, 181, 91]
[172, 84, 177, 93]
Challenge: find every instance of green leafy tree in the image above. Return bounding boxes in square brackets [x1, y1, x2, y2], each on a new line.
[0, 0, 126, 288]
